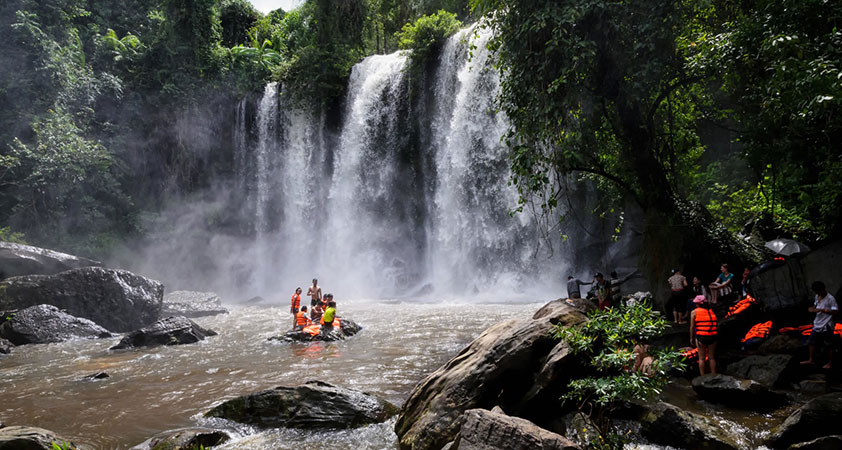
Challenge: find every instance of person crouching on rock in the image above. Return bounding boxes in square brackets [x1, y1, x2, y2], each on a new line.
[800, 281, 838, 370]
[690, 295, 718, 375]
[321, 300, 337, 334]
[294, 306, 311, 331]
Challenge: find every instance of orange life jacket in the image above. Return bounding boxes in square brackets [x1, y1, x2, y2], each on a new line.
[303, 324, 321, 336]
[694, 307, 717, 336]
[295, 311, 310, 327]
[741, 321, 772, 342]
[724, 295, 756, 318]
[778, 324, 813, 334]
[291, 293, 301, 310]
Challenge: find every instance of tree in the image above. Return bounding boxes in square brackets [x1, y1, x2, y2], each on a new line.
[218, 0, 261, 47]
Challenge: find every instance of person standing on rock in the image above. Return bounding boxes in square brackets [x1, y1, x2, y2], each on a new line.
[566, 276, 591, 299]
[690, 295, 718, 375]
[291, 287, 302, 327]
[800, 281, 838, 369]
[667, 269, 688, 324]
[594, 273, 612, 310]
[307, 278, 322, 307]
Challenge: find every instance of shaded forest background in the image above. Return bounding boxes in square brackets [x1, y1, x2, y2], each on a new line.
[0, 0, 839, 273]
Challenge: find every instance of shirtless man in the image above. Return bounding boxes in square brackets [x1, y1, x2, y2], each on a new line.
[307, 278, 322, 307]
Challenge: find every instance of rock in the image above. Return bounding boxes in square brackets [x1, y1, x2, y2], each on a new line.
[0, 267, 163, 332]
[395, 302, 587, 450]
[129, 427, 230, 450]
[725, 354, 793, 387]
[539, 298, 595, 316]
[789, 435, 842, 450]
[799, 240, 842, 303]
[511, 339, 584, 426]
[0, 304, 111, 345]
[0, 241, 100, 279]
[691, 374, 787, 409]
[0, 338, 12, 354]
[452, 408, 581, 450]
[750, 258, 810, 311]
[759, 335, 804, 355]
[81, 372, 110, 381]
[267, 318, 363, 343]
[162, 291, 228, 318]
[639, 402, 741, 450]
[797, 379, 828, 395]
[764, 393, 842, 449]
[0, 426, 79, 450]
[205, 380, 397, 429]
[110, 316, 217, 350]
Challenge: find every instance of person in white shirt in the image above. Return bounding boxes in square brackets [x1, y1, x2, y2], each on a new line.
[800, 281, 838, 369]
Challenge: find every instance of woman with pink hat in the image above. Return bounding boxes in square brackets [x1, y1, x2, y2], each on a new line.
[689, 294, 718, 375]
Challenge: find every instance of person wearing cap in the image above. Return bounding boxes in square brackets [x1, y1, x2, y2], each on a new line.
[690, 294, 718, 375]
[593, 273, 611, 310]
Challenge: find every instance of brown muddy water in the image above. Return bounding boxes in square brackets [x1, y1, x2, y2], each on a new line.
[0, 300, 785, 449]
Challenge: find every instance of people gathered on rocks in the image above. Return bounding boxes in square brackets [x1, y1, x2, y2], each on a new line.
[286, 279, 342, 335]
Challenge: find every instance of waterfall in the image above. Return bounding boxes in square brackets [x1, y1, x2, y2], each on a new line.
[226, 27, 567, 300]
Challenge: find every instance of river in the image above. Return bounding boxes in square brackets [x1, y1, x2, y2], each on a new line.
[0, 299, 539, 449]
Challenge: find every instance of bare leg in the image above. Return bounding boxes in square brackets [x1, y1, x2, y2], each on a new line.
[698, 343, 707, 376]
[823, 347, 833, 369]
[708, 342, 717, 374]
[801, 345, 816, 364]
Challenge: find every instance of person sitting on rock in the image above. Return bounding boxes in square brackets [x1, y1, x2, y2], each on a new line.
[310, 300, 324, 324]
[800, 281, 838, 369]
[708, 263, 734, 304]
[632, 341, 656, 377]
[690, 295, 718, 375]
[321, 300, 337, 334]
[294, 306, 312, 330]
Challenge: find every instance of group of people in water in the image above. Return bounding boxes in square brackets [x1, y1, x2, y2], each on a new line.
[289, 278, 338, 333]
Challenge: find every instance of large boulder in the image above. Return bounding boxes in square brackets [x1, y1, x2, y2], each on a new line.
[0, 267, 163, 332]
[764, 393, 842, 449]
[799, 240, 842, 301]
[268, 318, 362, 343]
[395, 302, 587, 450]
[750, 258, 810, 311]
[0, 304, 111, 345]
[129, 427, 230, 450]
[205, 380, 397, 429]
[0, 241, 99, 279]
[0, 426, 79, 450]
[639, 402, 741, 450]
[110, 316, 217, 350]
[452, 408, 580, 450]
[691, 374, 787, 409]
[759, 335, 804, 355]
[161, 291, 228, 318]
[725, 354, 793, 387]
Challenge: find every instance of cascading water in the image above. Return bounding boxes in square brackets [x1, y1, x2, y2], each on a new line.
[227, 26, 567, 299]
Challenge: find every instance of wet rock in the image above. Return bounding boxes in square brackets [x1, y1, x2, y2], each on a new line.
[205, 380, 397, 429]
[639, 402, 740, 450]
[110, 316, 217, 350]
[0, 304, 111, 345]
[452, 408, 581, 450]
[725, 354, 793, 387]
[789, 435, 842, 450]
[0, 241, 100, 279]
[0, 267, 163, 332]
[0, 426, 79, 450]
[268, 318, 362, 342]
[691, 374, 787, 409]
[162, 291, 228, 318]
[0, 338, 12, 354]
[129, 427, 230, 450]
[511, 339, 584, 426]
[764, 393, 842, 449]
[395, 302, 587, 450]
[81, 372, 110, 381]
[759, 335, 804, 355]
[797, 379, 828, 395]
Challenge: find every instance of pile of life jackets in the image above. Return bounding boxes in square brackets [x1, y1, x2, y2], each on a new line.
[301, 318, 341, 337]
[779, 323, 842, 338]
[724, 295, 757, 319]
[741, 321, 772, 343]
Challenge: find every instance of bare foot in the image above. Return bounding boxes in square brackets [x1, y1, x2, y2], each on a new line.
[800, 360, 814, 365]
[823, 363, 832, 370]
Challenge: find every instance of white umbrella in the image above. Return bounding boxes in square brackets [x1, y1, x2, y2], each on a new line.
[765, 238, 811, 256]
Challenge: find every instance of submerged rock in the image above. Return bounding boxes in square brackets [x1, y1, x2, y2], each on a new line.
[452, 408, 581, 450]
[639, 402, 740, 450]
[764, 392, 842, 449]
[0, 241, 100, 279]
[395, 302, 587, 450]
[129, 427, 230, 450]
[0, 266, 163, 332]
[81, 372, 110, 381]
[268, 318, 362, 342]
[0, 426, 79, 450]
[0, 338, 12, 354]
[0, 304, 111, 345]
[205, 380, 397, 429]
[691, 374, 787, 409]
[110, 316, 217, 350]
[725, 354, 793, 387]
[161, 291, 228, 318]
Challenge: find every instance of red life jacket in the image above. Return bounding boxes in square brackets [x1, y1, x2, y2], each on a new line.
[778, 324, 812, 335]
[725, 295, 757, 318]
[741, 321, 772, 342]
[695, 308, 717, 336]
[291, 293, 301, 310]
[295, 311, 310, 327]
